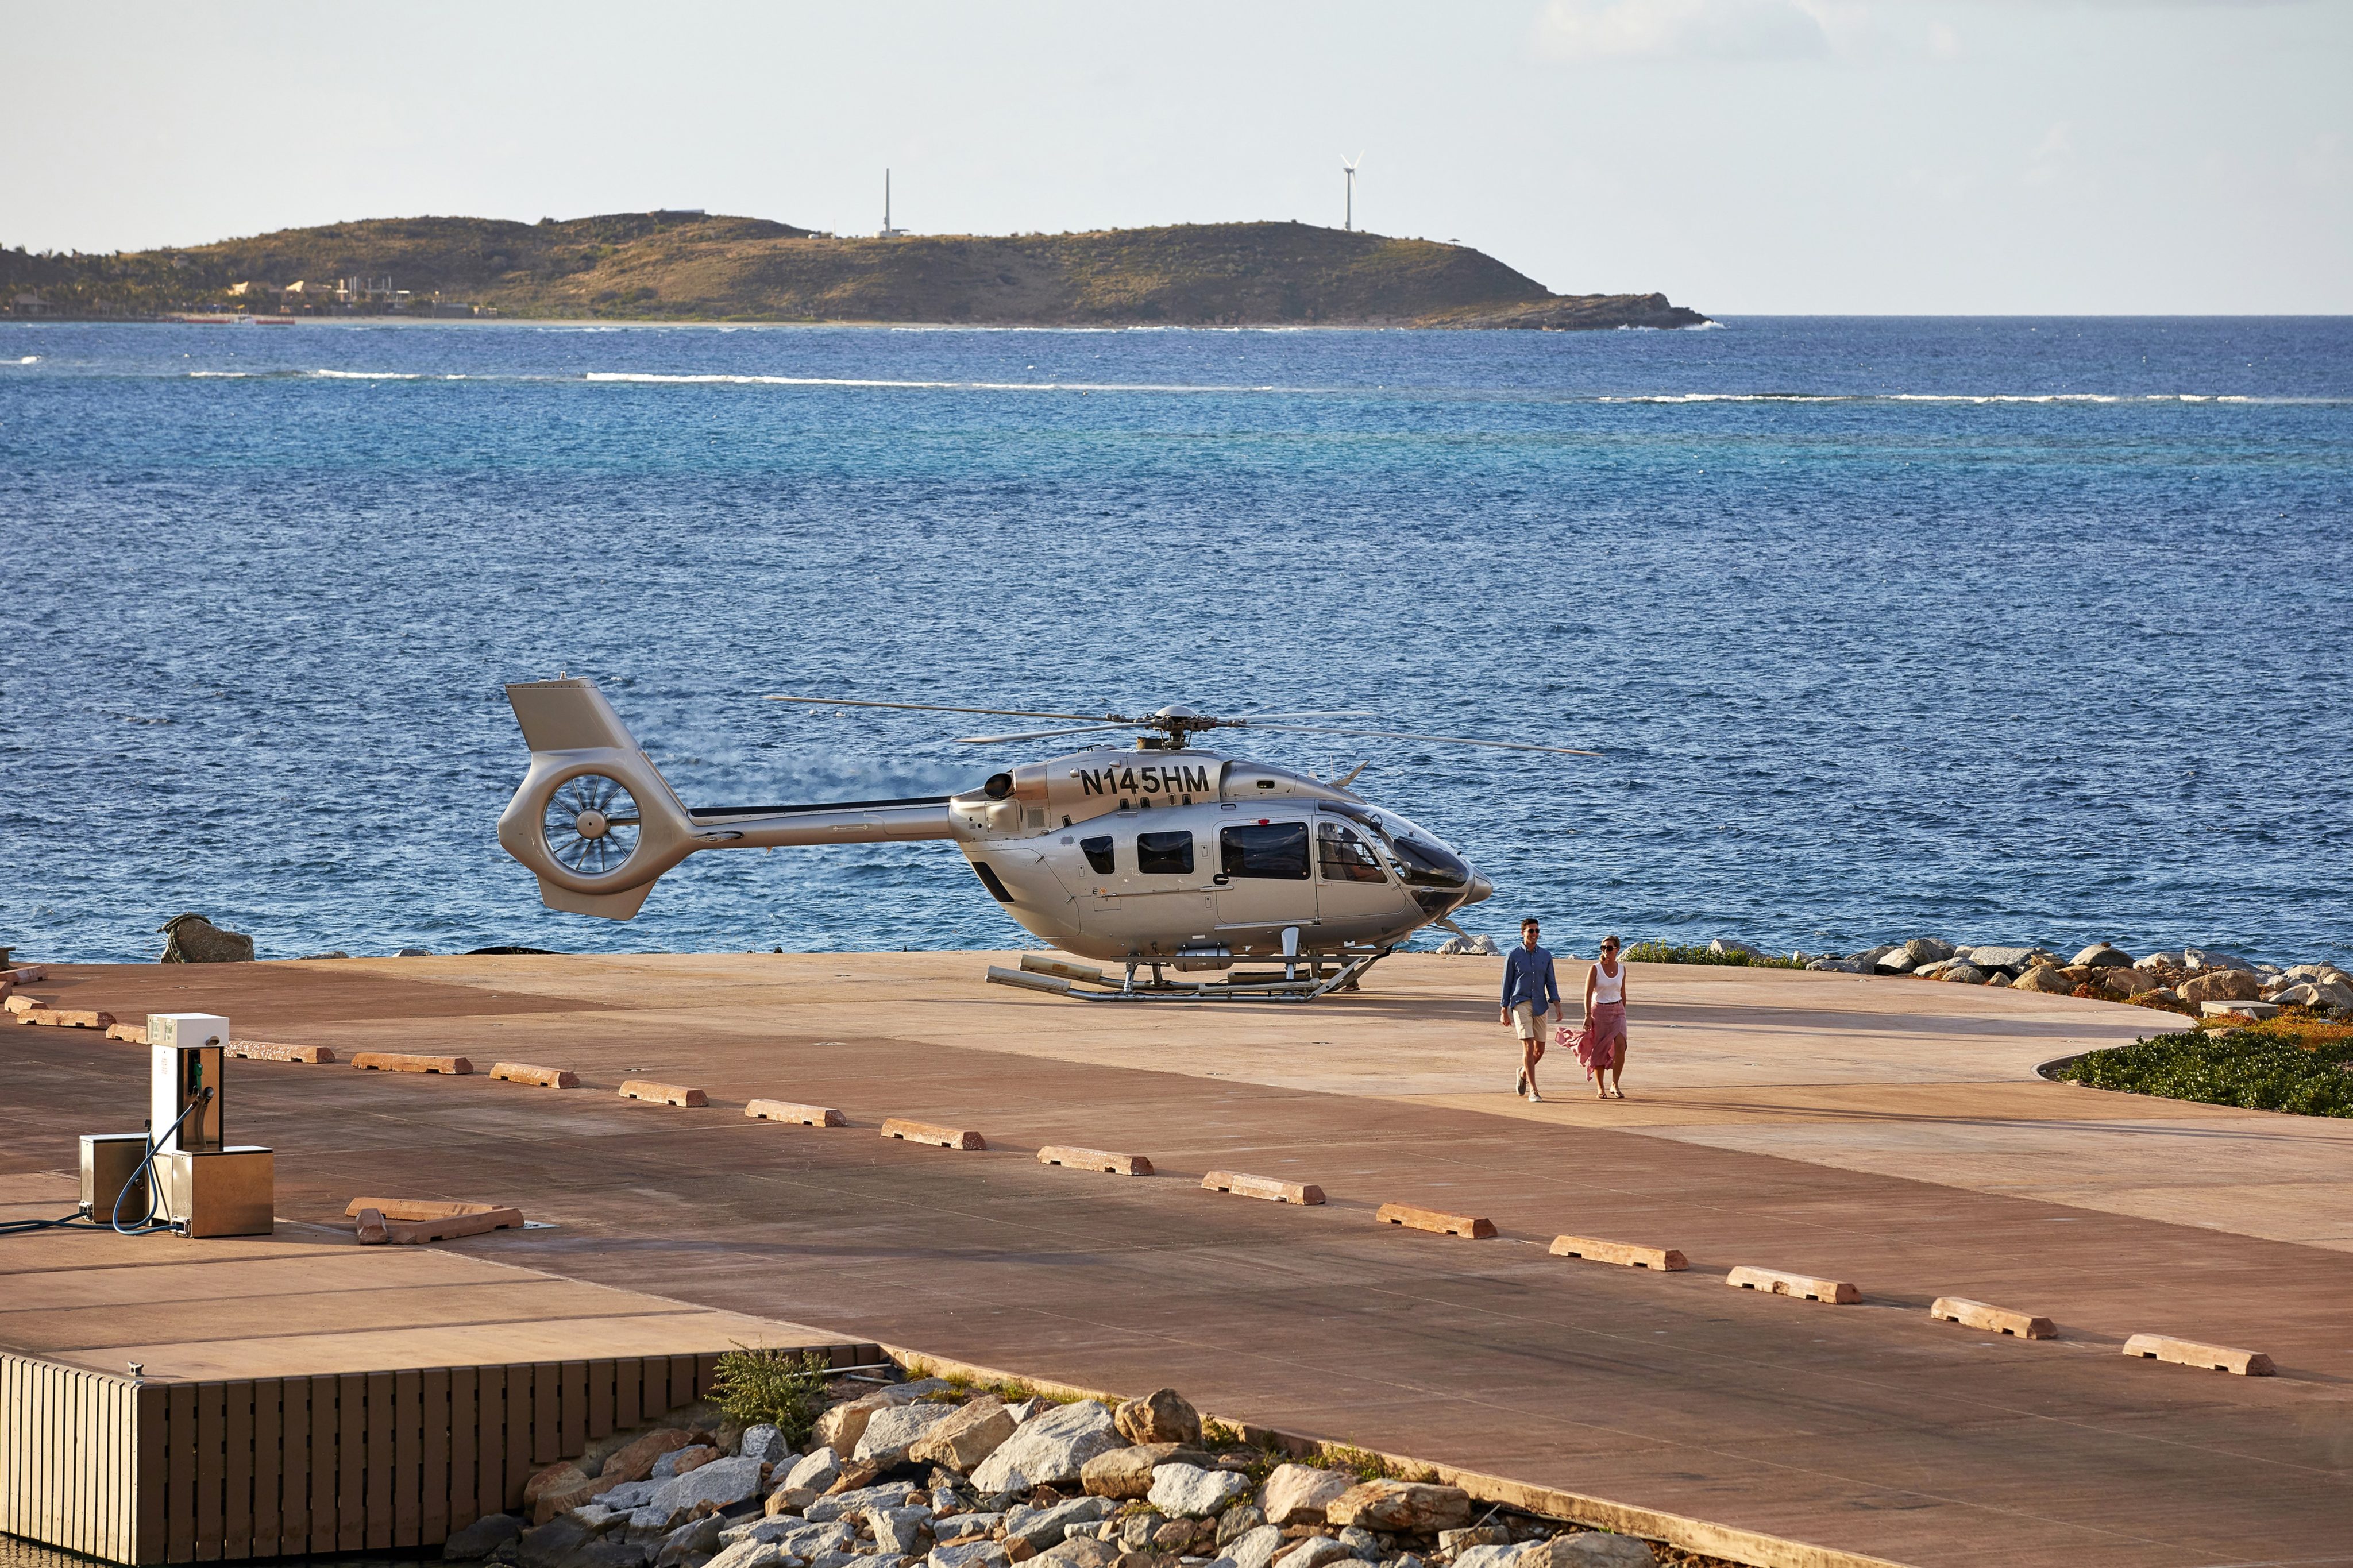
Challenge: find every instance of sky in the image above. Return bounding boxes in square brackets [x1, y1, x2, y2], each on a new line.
[6, 0, 2348, 314]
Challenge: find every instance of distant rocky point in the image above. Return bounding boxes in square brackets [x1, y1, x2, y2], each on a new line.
[1, 211, 1708, 330]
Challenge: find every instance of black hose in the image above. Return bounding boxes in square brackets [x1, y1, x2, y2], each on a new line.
[0, 1212, 101, 1235]
[111, 1091, 212, 1235]
[0, 1088, 217, 1241]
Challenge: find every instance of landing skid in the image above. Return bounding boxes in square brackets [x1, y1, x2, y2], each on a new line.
[985, 948, 1393, 1002]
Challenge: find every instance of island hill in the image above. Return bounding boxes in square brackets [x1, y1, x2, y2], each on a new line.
[2, 210, 1707, 330]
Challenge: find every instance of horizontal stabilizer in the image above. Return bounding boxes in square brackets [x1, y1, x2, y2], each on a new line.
[535, 877, 654, 920]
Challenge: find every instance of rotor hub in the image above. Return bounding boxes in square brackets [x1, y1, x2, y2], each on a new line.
[575, 808, 610, 840]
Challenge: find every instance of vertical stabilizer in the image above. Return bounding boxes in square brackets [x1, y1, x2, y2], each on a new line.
[506, 679, 640, 754]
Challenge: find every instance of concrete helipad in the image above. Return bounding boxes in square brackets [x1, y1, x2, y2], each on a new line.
[3, 952, 2349, 1568]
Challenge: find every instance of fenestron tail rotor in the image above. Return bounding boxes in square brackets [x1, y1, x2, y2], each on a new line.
[542, 774, 641, 876]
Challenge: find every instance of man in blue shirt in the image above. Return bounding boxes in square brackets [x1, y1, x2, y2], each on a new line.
[1500, 917, 1561, 1102]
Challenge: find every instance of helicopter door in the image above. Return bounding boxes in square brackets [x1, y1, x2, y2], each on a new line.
[1314, 820, 1399, 932]
[1214, 819, 1313, 935]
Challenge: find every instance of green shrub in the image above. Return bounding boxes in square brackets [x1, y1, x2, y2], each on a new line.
[711, 1347, 834, 1446]
[1621, 940, 1805, 970]
[2055, 1025, 2353, 1117]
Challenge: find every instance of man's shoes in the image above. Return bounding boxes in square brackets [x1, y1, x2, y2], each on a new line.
[1527, 1088, 1544, 1103]
[1514, 1069, 1527, 1096]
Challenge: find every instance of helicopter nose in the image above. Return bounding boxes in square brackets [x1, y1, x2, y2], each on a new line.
[1463, 871, 1494, 907]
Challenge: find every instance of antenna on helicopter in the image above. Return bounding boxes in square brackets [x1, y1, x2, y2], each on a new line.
[762, 694, 1598, 755]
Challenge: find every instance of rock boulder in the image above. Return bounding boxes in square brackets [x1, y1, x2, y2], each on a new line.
[1146, 1464, 1252, 1519]
[2278, 979, 2353, 1010]
[2013, 965, 2076, 995]
[601, 1428, 696, 1487]
[970, 1400, 1121, 1494]
[806, 1482, 920, 1523]
[867, 1505, 937, 1555]
[910, 1395, 1017, 1473]
[2181, 970, 2261, 1004]
[1002, 1496, 1108, 1551]
[1452, 1547, 1522, 1568]
[158, 913, 256, 964]
[654, 1513, 727, 1567]
[443, 1511, 525, 1561]
[1275, 1539, 1355, 1568]
[1903, 937, 1955, 965]
[2073, 943, 2132, 968]
[1081, 1443, 1211, 1500]
[930, 1542, 1011, 1568]
[1517, 1535, 1657, 1568]
[855, 1401, 956, 1465]
[1112, 1388, 1202, 1447]
[1224, 1525, 1287, 1568]
[653, 1443, 721, 1478]
[812, 1378, 952, 1454]
[1939, 963, 1987, 985]
[650, 1455, 767, 1523]
[1326, 1480, 1472, 1532]
[1260, 1464, 1355, 1525]
[780, 1446, 840, 1494]
[739, 1425, 789, 1466]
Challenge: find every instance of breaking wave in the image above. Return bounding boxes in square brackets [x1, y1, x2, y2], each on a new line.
[581, 371, 1284, 393]
[1600, 391, 2287, 405]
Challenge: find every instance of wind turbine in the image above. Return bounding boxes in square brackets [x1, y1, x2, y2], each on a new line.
[1341, 153, 1363, 231]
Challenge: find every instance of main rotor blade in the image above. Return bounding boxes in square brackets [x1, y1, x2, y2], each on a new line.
[955, 724, 1133, 744]
[1226, 710, 1376, 721]
[1239, 721, 1599, 756]
[766, 695, 1135, 724]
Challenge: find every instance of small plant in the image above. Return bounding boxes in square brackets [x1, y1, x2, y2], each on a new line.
[712, 1346, 834, 1447]
[1321, 1445, 1390, 1482]
[1621, 941, 1805, 970]
[2056, 1021, 2353, 1117]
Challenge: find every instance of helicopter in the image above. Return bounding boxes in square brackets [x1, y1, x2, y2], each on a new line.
[494, 679, 1594, 1001]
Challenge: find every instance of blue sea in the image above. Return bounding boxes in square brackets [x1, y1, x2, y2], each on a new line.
[3, 317, 2348, 967]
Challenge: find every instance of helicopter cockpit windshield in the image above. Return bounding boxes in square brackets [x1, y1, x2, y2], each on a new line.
[1318, 800, 1472, 912]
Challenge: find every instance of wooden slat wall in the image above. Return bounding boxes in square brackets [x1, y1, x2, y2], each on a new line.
[0, 1353, 142, 1562]
[2, 1345, 888, 1565]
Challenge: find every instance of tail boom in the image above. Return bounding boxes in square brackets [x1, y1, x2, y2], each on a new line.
[498, 680, 958, 921]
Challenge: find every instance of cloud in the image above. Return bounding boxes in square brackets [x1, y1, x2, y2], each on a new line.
[1534, 0, 1838, 63]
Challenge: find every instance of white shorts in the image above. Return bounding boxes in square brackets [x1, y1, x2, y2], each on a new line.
[1511, 1002, 1548, 1041]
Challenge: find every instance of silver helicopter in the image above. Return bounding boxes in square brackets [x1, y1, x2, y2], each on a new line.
[495, 679, 1592, 1001]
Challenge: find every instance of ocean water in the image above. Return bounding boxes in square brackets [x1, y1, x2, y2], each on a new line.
[2, 316, 2347, 968]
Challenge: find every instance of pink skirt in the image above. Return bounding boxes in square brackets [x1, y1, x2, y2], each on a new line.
[1570, 1001, 1626, 1076]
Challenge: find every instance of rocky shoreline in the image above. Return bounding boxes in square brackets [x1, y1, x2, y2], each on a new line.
[458, 1370, 1692, 1568]
[1790, 939, 2351, 1018]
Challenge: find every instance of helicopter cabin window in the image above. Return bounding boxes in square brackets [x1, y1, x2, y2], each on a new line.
[1135, 830, 1195, 875]
[1079, 835, 1116, 875]
[1220, 821, 1309, 880]
[1317, 821, 1387, 883]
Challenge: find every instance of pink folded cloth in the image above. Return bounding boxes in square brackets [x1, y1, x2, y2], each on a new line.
[1573, 1001, 1627, 1076]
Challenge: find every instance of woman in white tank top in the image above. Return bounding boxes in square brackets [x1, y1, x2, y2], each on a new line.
[1573, 934, 1631, 1098]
